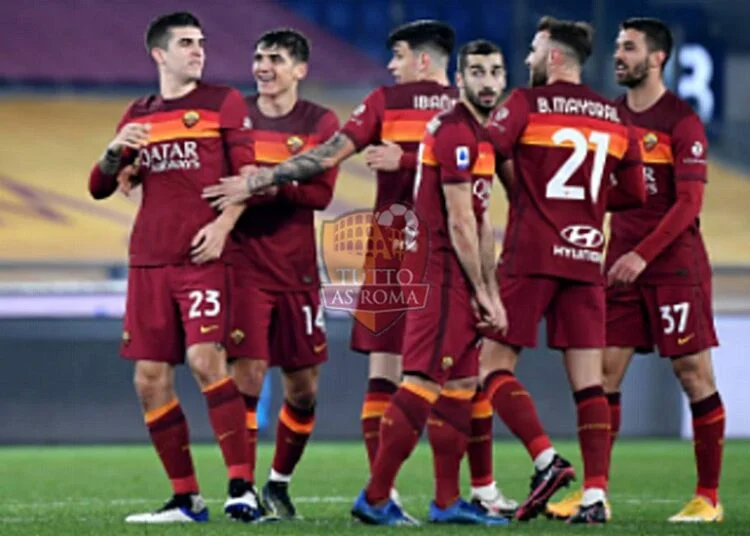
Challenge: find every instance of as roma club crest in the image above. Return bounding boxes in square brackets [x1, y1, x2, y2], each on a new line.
[182, 110, 200, 128]
[642, 132, 658, 152]
[286, 135, 305, 154]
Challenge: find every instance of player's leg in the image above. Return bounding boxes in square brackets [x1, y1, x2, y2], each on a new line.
[480, 276, 571, 521]
[648, 284, 723, 522]
[226, 274, 275, 496]
[261, 290, 327, 518]
[176, 264, 257, 522]
[547, 284, 645, 520]
[466, 386, 518, 517]
[121, 267, 207, 524]
[552, 282, 609, 525]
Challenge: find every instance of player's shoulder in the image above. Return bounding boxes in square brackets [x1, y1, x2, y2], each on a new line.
[296, 98, 336, 123]
[662, 91, 703, 126]
[190, 83, 244, 109]
[427, 103, 474, 140]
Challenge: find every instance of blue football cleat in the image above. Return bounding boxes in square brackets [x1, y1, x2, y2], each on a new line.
[428, 497, 511, 526]
[351, 490, 420, 526]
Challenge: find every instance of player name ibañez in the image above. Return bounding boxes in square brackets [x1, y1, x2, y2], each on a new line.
[537, 97, 620, 123]
[139, 140, 201, 173]
[412, 94, 456, 111]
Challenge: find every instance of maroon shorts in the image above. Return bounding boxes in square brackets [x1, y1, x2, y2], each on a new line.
[350, 313, 405, 355]
[486, 275, 606, 350]
[401, 284, 480, 385]
[229, 269, 327, 370]
[606, 281, 718, 357]
[121, 263, 230, 364]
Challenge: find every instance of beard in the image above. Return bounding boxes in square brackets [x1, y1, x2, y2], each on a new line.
[529, 63, 547, 87]
[466, 87, 500, 116]
[616, 59, 648, 88]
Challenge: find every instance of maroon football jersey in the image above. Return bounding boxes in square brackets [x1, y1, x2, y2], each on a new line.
[341, 80, 458, 210]
[404, 102, 495, 289]
[116, 83, 253, 266]
[488, 81, 643, 284]
[230, 96, 339, 290]
[607, 91, 711, 285]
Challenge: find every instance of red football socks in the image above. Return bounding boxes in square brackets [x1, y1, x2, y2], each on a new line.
[691, 392, 725, 506]
[427, 390, 473, 508]
[484, 370, 553, 461]
[606, 391, 621, 482]
[360, 378, 398, 471]
[271, 400, 315, 478]
[574, 386, 610, 491]
[203, 377, 252, 482]
[467, 388, 494, 488]
[242, 394, 259, 482]
[365, 384, 436, 505]
[145, 399, 199, 495]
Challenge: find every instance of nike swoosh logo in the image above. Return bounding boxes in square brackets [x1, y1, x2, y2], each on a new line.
[218, 430, 235, 442]
[313, 343, 327, 354]
[677, 333, 695, 346]
[200, 325, 219, 334]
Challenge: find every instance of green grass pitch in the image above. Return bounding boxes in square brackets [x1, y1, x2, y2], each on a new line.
[0, 440, 747, 535]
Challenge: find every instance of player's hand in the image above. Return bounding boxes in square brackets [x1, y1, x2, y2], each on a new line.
[109, 123, 151, 152]
[473, 287, 506, 333]
[191, 219, 231, 264]
[607, 251, 647, 285]
[364, 141, 403, 171]
[202, 167, 275, 210]
[116, 161, 142, 197]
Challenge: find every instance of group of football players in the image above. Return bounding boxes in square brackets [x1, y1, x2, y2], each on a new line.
[89, 8, 724, 527]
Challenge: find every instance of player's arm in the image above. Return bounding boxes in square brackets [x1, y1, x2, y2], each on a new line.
[495, 159, 515, 200]
[607, 124, 646, 211]
[203, 89, 385, 207]
[88, 103, 148, 200]
[633, 115, 707, 262]
[445, 182, 484, 290]
[278, 110, 341, 210]
[479, 209, 498, 294]
[609, 115, 706, 284]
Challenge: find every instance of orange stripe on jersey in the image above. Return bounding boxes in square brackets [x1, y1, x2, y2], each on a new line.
[147, 117, 221, 144]
[521, 122, 628, 158]
[472, 142, 495, 175]
[419, 133, 438, 166]
[382, 119, 429, 143]
[132, 109, 220, 125]
[253, 131, 317, 164]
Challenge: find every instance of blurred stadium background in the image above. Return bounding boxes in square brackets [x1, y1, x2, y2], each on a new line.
[1, 0, 749, 447]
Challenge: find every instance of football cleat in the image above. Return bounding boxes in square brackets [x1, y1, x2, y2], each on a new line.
[546, 488, 612, 520]
[261, 480, 298, 520]
[567, 501, 608, 525]
[224, 478, 264, 522]
[428, 498, 510, 526]
[515, 454, 576, 521]
[125, 493, 208, 523]
[470, 485, 518, 518]
[668, 496, 724, 523]
[545, 488, 582, 520]
[351, 490, 421, 526]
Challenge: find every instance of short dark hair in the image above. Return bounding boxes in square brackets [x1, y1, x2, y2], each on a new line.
[145, 12, 202, 52]
[537, 16, 594, 66]
[621, 17, 673, 66]
[458, 39, 503, 73]
[255, 28, 311, 63]
[386, 19, 455, 58]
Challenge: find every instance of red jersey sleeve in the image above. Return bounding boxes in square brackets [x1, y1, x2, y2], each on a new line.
[88, 101, 136, 200]
[339, 88, 385, 152]
[608, 124, 646, 211]
[672, 113, 708, 182]
[279, 110, 341, 209]
[399, 151, 418, 170]
[487, 89, 530, 160]
[219, 88, 254, 174]
[432, 122, 476, 184]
